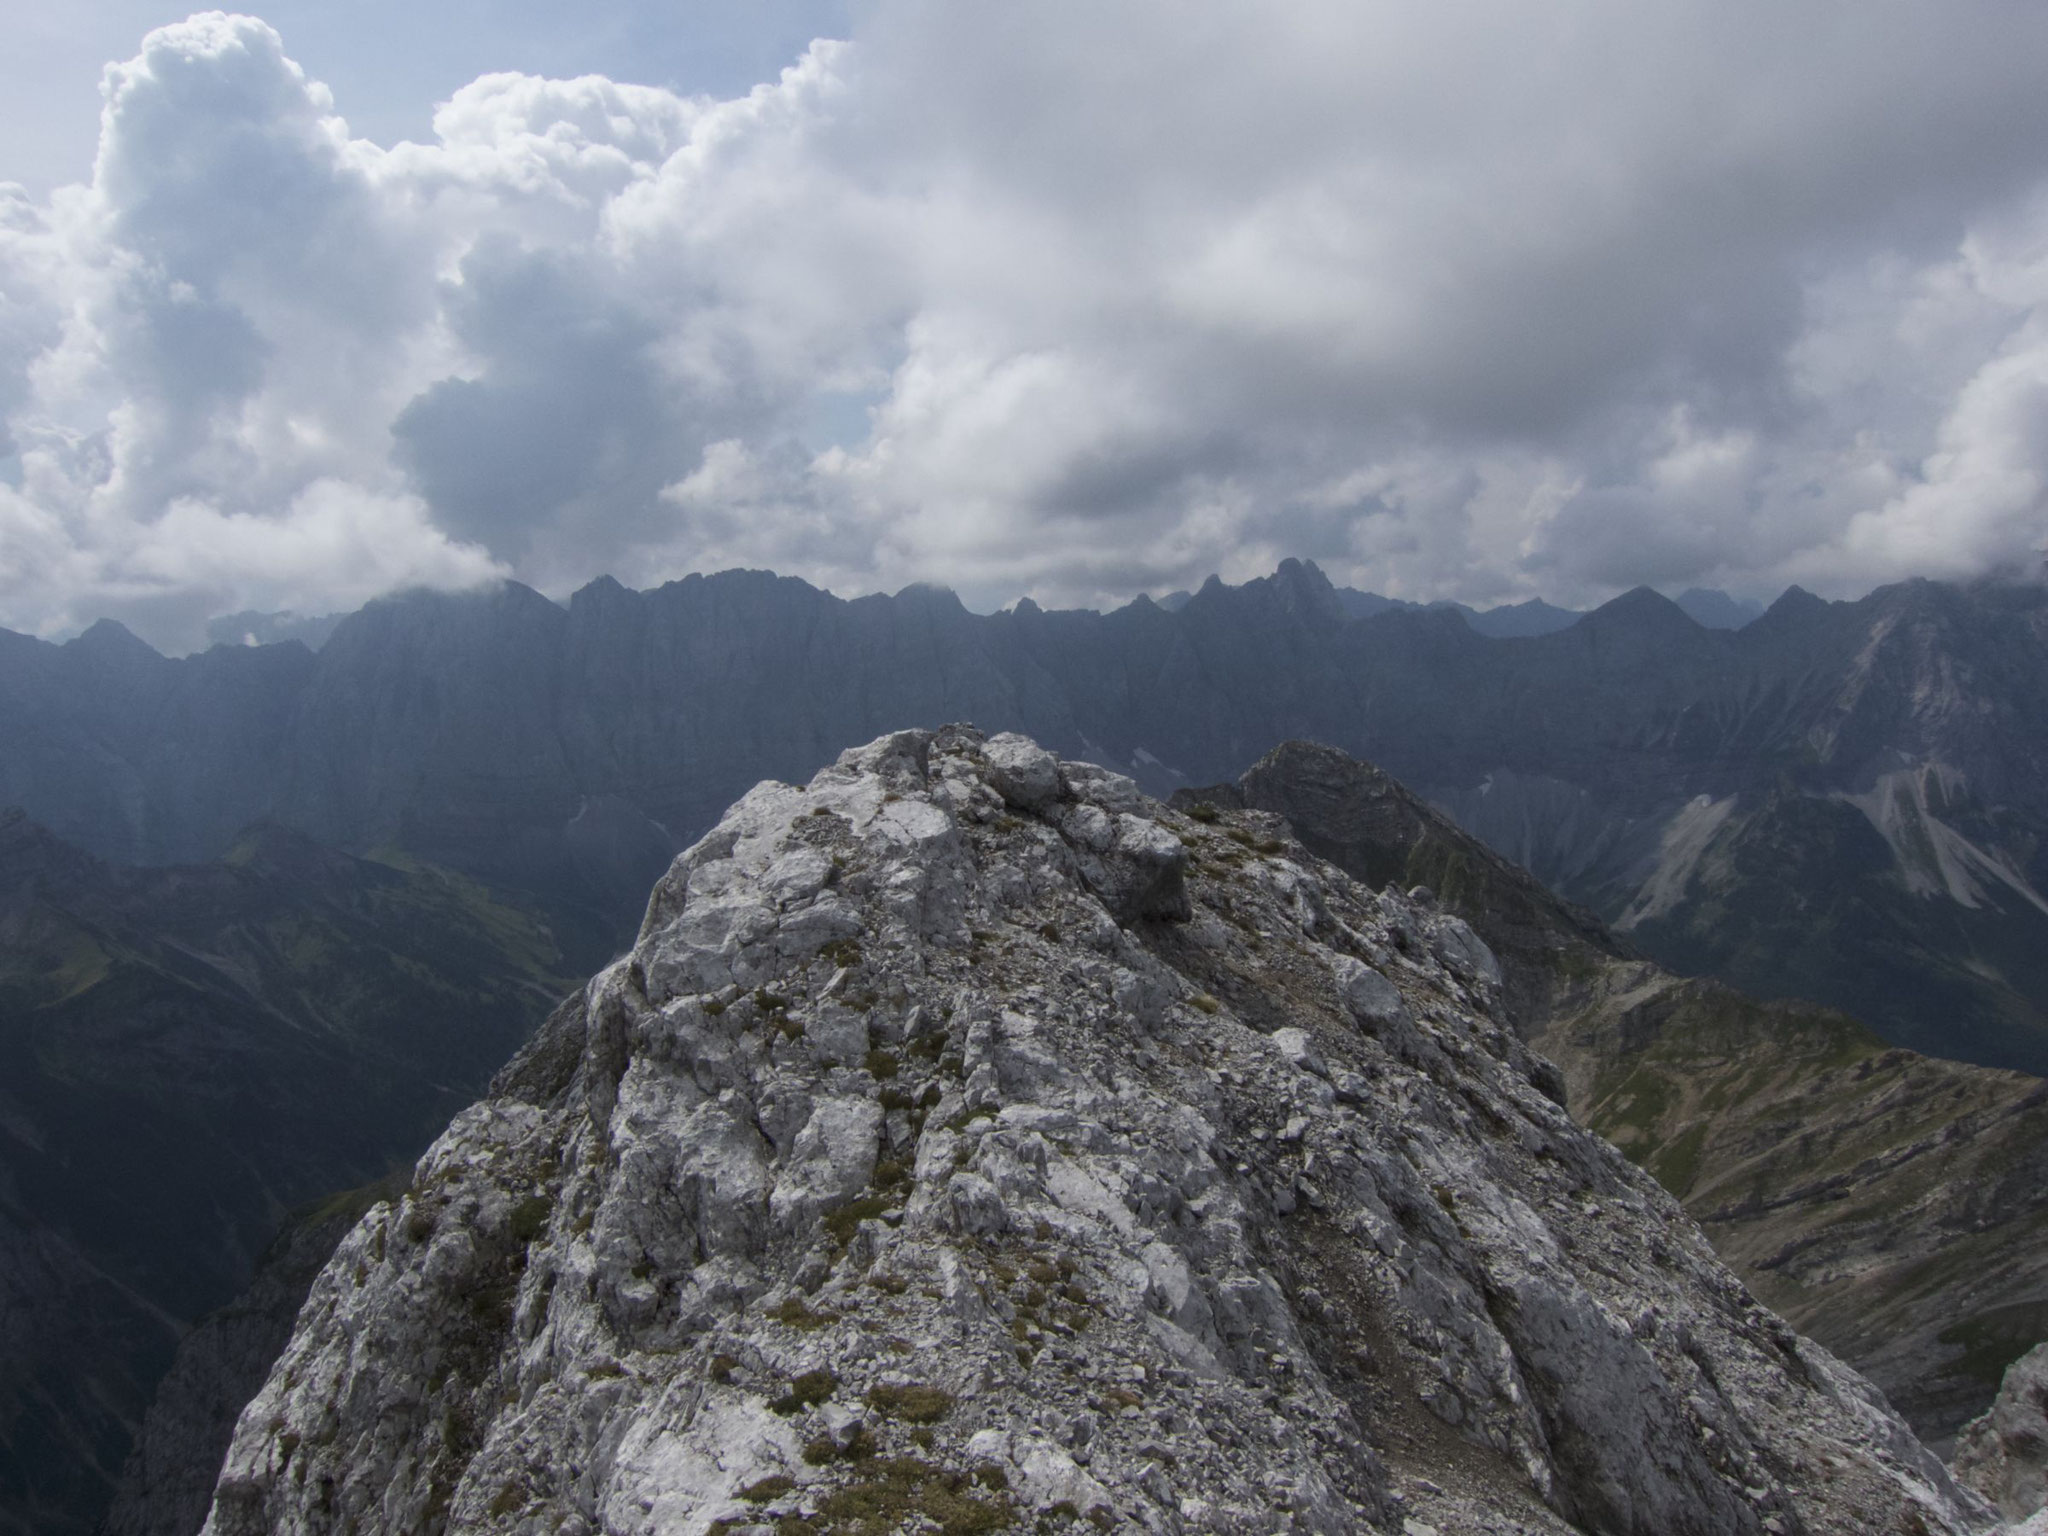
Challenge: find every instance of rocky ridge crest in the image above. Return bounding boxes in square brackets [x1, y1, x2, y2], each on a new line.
[1206, 738, 2048, 1445]
[203, 727, 1985, 1535]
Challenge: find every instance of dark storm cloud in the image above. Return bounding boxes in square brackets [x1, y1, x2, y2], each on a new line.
[391, 239, 684, 557]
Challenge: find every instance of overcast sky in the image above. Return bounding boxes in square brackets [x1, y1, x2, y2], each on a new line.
[5, 4, 2048, 650]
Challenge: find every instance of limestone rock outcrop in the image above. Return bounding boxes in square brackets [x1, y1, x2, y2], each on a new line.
[1957, 1345, 2048, 1524]
[201, 727, 1989, 1535]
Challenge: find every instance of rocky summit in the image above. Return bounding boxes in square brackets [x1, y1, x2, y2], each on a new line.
[202, 727, 1986, 1535]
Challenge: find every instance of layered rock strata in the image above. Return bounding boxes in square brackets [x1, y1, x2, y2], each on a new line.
[203, 727, 1986, 1535]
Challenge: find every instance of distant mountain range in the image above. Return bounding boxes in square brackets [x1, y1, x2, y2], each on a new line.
[212, 587, 1766, 655]
[2, 560, 2042, 1078]
[1158, 582, 1763, 635]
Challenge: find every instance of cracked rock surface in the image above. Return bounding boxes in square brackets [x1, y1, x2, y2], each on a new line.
[202, 726, 1990, 1535]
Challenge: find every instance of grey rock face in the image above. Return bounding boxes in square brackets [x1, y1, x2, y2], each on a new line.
[202, 727, 1986, 1536]
[1957, 1345, 2048, 1522]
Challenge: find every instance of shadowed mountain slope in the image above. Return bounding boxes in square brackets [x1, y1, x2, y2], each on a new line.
[0, 812, 573, 1536]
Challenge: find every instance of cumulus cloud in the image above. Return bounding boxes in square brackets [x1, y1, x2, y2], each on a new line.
[5, 3, 2048, 648]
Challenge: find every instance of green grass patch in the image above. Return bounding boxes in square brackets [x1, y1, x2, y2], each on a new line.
[771, 1369, 839, 1415]
[741, 1474, 798, 1504]
[824, 1194, 898, 1245]
[865, 1383, 955, 1423]
[768, 1297, 839, 1331]
[1646, 1121, 1710, 1197]
[804, 1427, 878, 1465]
[811, 1457, 1014, 1535]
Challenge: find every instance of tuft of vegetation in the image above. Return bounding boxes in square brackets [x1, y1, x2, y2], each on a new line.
[804, 1427, 878, 1465]
[943, 1104, 998, 1133]
[1186, 803, 1220, 823]
[487, 1482, 528, 1518]
[768, 1297, 839, 1331]
[810, 1456, 1014, 1535]
[823, 1194, 897, 1246]
[741, 1474, 798, 1504]
[865, 1049, 900, 1080]
[865, 1383, 955, 1423]
[771, 1369, 839, 1415]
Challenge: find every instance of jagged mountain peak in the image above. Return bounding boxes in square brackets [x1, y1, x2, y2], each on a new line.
[1579, 584, 1702, 637]
[204, 725, 1980, 1536]
[70, 616, 163, 661]
[893, 581, 971, 614]
[322, 578, 565, 660]
[1258, 557, 1346, 619]
[568, 573, 633, 610]
[1751, 583, 1832, 632]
